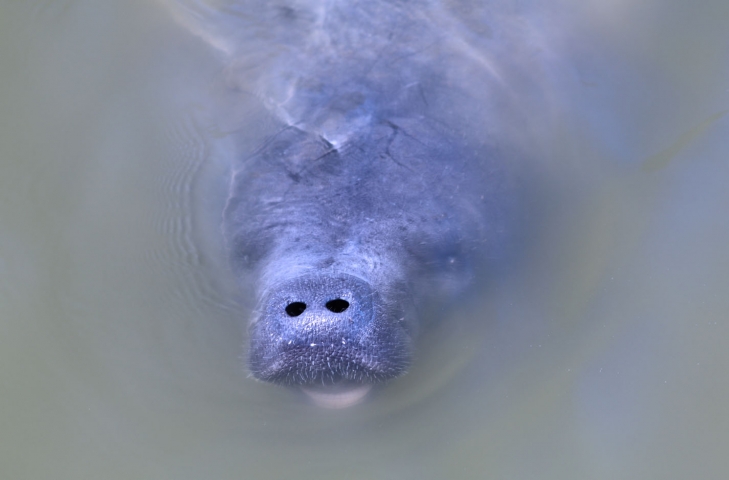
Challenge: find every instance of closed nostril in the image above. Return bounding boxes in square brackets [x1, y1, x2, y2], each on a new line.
[325, 299, 349, 313]
[285, 302, 307, 317]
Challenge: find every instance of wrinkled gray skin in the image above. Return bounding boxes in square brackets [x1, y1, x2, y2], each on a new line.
[167, 0, 535, 396]
[226, 118, 494, 386]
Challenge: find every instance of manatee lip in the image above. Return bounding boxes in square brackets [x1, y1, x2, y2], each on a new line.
[249, 339, 409, 386]
[301, 383, 373, 409]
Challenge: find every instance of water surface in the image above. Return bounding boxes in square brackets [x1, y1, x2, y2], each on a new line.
[1, 0, 728, 478]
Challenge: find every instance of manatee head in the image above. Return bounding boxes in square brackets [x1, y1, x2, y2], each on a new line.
[222, 119, 496, 407]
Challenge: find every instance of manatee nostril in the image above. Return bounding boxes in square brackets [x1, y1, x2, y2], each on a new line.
[285, 302, 307, 317]
[325, 299, 350, 313]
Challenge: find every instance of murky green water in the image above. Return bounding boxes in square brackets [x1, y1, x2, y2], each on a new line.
[1, 1, 727, 479]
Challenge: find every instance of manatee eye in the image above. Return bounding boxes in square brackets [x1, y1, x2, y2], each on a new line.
[285, 302, 307, 317]
[325, 299, 349, 313]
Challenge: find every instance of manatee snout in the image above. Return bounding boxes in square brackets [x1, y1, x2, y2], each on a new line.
[249, 273, 412, 387]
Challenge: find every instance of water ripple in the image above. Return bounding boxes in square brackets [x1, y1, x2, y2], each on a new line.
[148, 110, 240, 320]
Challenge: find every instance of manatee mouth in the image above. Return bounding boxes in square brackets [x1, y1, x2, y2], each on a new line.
[248, 273, 411, 389]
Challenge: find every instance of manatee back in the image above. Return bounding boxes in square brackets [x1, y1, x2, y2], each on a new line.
[168, 0, 520, 294]
[164, 0, 542, 147]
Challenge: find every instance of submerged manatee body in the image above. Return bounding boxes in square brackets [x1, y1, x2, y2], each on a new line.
[168, 0, 534, 405]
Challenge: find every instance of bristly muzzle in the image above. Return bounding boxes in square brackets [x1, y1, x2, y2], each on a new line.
[248, 273, 411, 386]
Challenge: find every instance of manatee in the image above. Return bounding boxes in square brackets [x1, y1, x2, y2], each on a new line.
[168, 0, 521, 406]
